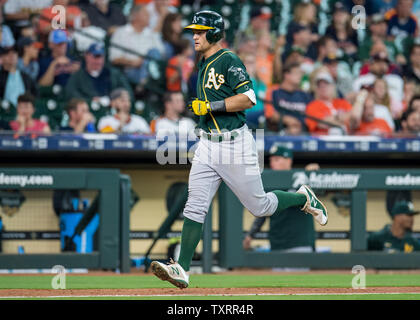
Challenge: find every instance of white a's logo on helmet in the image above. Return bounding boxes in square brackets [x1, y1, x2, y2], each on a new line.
[192, 15, 198, 23]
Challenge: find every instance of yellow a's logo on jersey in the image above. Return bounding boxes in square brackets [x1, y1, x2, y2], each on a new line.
[205, 68, 225, 90]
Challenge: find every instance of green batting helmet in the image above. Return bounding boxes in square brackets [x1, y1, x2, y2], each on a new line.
[184, 10, 225, 44]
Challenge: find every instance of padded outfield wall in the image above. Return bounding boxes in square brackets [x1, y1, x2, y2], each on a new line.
[0, 134, 419, 270]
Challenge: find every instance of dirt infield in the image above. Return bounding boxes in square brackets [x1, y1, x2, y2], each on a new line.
[1, 287, 420, 298]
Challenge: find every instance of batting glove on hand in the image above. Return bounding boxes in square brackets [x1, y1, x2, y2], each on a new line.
[188, 98, 211, 116]
[188, 99, 226, 116]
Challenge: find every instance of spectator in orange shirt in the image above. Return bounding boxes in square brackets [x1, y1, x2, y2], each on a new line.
[352, 93, 393, 136]
[305, 72, 354, 135]
[165, 38, 194, 93]
[255, 31, 274, 87]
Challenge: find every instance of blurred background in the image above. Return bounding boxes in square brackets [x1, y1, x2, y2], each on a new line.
[0, 0, 420, 272]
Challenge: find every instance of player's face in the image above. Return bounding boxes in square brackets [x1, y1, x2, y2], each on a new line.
[192, 30, 211, 52]
[396, 214, 414, 232]
[269, 156, 292, 171]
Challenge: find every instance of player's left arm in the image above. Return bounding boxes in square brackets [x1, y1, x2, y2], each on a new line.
[189, 54, 256, 115]
[224, 92, 255, 112]
[189, 92, 255, 115]
[224, 58, 256, 112]
[205, 62, 256, 113]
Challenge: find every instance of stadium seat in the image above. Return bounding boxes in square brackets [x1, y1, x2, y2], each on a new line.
[34, 98, 65, 131]
[0, 100, 16, 123]
[88, 99, 111, 124]
[38, 85, 64, 100]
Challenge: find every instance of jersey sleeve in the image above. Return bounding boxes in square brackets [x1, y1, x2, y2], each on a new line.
[413, 238, 420, 251]
[225, 54, 254, 94]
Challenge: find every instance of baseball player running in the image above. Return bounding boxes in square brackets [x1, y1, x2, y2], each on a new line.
[151, 10, 328, 289]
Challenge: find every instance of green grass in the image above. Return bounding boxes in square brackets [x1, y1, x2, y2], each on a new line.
[0, 273, 420, 290]
[1, 273, 420, 300]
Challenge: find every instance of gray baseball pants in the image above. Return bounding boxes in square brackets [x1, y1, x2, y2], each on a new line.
[183, 125, 278, 224]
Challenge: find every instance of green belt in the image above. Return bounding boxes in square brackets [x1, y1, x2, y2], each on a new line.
[201, 130, 240, 142]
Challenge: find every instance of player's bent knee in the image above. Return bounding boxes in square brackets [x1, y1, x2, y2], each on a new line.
[183, 210, 206, 224]
[183, 202, 208, 224]
[249, 209, 271, 218]
[245, 193, 278, 218]
[247, 198, 276, 218]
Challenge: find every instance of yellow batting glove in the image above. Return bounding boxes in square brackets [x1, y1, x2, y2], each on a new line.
[188, 98, 211, 116]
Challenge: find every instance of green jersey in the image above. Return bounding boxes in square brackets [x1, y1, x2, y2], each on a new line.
[247, 187, 315, 251]
[196, 48, 254, 133]
[269, 199, 315, 251]
[367, 224, 420, 253]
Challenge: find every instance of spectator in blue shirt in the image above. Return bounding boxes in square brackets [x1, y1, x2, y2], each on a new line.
[386, 0, 418, 39]
[265, 63, 312, 133]
[368, 0, 398, 15]
[0, 45, 37, 106]
[38, 29, 80, 88]
[16, 37, 41, 81]
[0, 24, 15, 47]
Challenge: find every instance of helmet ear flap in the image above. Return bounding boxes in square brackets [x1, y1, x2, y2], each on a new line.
[206, 28, 222, 44]
[206, 29, 215, 43]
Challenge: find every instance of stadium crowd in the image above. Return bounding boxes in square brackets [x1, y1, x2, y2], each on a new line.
[0, 0, 419, 137]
